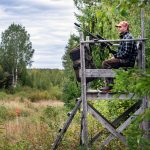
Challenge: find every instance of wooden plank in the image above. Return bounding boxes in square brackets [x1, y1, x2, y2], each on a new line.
[80, 32, 88, 148]
[87, 89, 137, 100]
[80, 69, 115, 78]
[87, 103, 127, 145]
[101, 107, 143, 147]
[51, 100, 82, 150]
[81, 38, 147, 44]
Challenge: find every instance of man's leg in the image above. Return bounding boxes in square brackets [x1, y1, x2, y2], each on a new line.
[100, 58, 128, 91]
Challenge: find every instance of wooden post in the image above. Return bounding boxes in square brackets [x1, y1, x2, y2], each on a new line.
[141, 8, 150, 139]
[141, 8, 148, 110]
[141, 8, 145, 71]
[80, 32, 88, 149]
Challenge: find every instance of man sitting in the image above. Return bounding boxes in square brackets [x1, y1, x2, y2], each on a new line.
[100, 21, 137, 92]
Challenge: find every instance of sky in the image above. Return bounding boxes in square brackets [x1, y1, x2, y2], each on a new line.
[0, 0, 77, 69]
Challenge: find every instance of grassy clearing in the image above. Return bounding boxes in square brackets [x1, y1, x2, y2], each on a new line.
[0, 96, 65, 149]
[0, 90, 126, 150]
[0, 98, 126, 150]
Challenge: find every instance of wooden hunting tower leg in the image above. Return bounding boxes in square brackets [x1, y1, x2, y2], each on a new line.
[80, 32, 88, 149]
[140, 8, 150, 139]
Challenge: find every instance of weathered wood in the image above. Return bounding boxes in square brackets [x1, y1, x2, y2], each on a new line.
[80, 69, 116, 78]
[81, 38, 147, 44]
[141, 8, 150, 139]
[141, 8, 145, 70]
[80, 111, 84, 145]
[51, 100, 82, 150]
[101, 107, 143, 147]
[89, 100, 142, 145]
[80, 33, 88, 148]
[136, 39, 142, 68]
[89, 131, 105, 145]
[87, 89, 137, 100]
[87, 103, 127, 145]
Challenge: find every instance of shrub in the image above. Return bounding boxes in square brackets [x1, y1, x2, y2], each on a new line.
[0, 91, 10, 100]
[125, 108, 150, 150]
[28, 91, 50, 102]
[48, 86, 63, 100]
[0, 106, 8, 122]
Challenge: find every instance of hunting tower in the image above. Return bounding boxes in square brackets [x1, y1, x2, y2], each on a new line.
[51, 8, 149, 150]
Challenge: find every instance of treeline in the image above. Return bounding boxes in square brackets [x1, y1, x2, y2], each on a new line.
[0, 68, 66, 101]
[23, 69, 66, 90]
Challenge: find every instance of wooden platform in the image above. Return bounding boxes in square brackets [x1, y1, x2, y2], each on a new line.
[87, 89, 137, 100]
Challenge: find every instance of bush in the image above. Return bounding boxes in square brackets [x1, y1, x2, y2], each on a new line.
[48, 86, 63, 100]
[0, 106, 8, 122]
[125, 108, 150, 150]
[41, 106, 66, 130]
[28, 86, 63, 102]
[28, 90, 50, 102]
[0, 91, 10, 100]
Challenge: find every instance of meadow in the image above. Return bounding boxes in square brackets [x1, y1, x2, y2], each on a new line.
[0, 89, 126, 150]
[0, 69, 149, 150]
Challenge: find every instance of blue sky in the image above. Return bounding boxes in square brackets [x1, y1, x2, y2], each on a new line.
[0, 0, 77, 69]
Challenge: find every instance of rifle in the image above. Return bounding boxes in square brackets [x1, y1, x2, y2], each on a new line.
[74, 23, 116, 55]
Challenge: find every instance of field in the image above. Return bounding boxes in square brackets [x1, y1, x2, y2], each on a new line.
[0, 84, 88, 150]
[0, 90, 127, 150]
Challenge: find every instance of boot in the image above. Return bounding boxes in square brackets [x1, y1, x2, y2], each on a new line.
[100, 78, 114, 93]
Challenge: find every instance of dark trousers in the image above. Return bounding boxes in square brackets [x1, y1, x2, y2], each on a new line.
[102, 58, 134, 85]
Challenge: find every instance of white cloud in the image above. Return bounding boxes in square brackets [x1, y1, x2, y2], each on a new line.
[0, 0, 77, 69]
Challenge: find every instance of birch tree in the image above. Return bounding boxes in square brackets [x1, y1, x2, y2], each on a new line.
[0, 23, 34, 87]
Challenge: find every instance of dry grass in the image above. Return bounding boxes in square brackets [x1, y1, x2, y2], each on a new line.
[0, 99, 64, 114]
[32, 100, 64, 107]
[0, 98, 65, 149]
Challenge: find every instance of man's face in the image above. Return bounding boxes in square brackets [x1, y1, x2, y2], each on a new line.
[117, 25, 128, 33]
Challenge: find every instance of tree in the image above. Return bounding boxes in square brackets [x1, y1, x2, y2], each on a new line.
[0, 23, 34, 87]
[62, 34, 80, 108]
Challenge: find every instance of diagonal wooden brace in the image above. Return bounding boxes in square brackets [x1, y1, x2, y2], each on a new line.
[89, 100, 142, 145]
[100, 107, 143, 147]
[51, 99, 82, 150]
[87, 103, 127, 145]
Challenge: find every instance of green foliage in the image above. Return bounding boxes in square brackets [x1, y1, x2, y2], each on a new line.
[113, 69, 150, 97]
[63, 81, 80, 108]
[125, 108, 150, 150]
[29, 91, 50, 102]
[0, 23, 34, 87]
[0, 106, 8, 122]
[41, 106, 67, 131]
[0, 91, 11, 100]
[62, 34, 80, 108]
[10, 140, 30, 150]
[26, 69, 65, 90]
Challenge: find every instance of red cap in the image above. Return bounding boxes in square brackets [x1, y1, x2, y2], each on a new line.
[115, 21, 129, 27]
